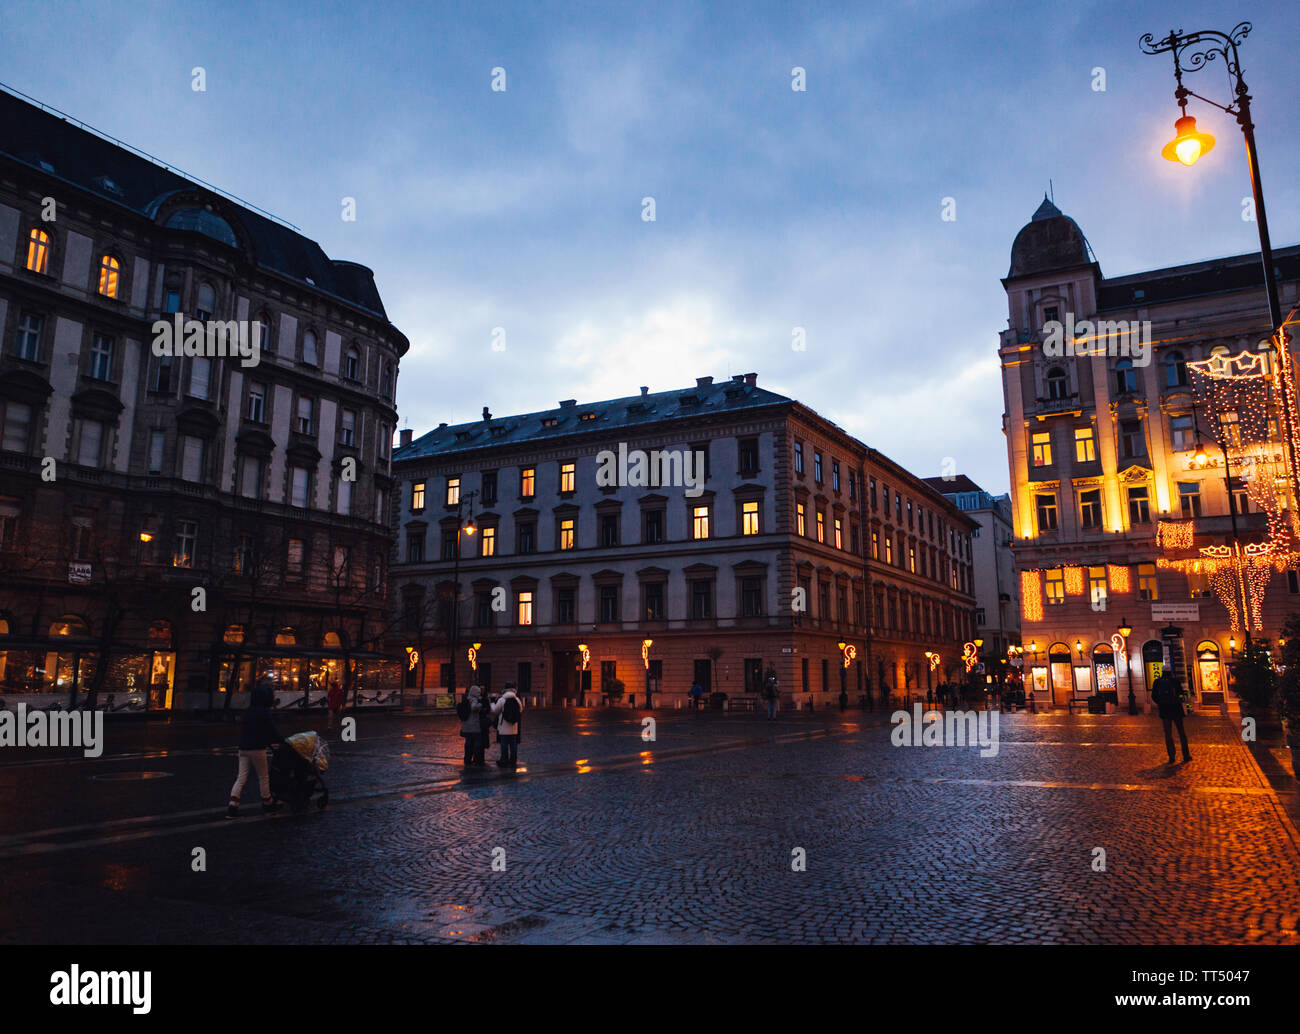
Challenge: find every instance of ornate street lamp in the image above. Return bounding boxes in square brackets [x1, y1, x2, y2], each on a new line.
[1116, 619, 1137, 715]
[641, 638, 654, 709]
[445, 489, 477, 705]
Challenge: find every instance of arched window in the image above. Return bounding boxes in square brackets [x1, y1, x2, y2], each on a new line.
[49, 615, 90, 637]
[1048, 642, 1072, 704]
[323, 631, 342, 648]
[26, 228, 50, 274]
[1046, 366, 1068, 400]
[274, 627, 296, 646]
[1114, 358, 1137, 395]
[255, 313, 273, 354]
[223, 624, 245, 644]
[1164, 350, 1187, 387]
[97, 254, 120, 298]
[1195, 640, 1222, 697]
[1091, 643, 1117, 696]
[344, 345, 361, 381]
[302, 330, 318, 366]
[196, 282, 216, 320]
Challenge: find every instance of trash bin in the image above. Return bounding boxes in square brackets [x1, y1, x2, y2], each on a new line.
[1087, 694, 1106, 714]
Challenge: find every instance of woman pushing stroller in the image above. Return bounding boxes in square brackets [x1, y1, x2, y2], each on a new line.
[226, 679, 286, 818]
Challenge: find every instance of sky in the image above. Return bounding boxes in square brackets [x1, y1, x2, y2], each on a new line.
[5, 0, 1299, 494]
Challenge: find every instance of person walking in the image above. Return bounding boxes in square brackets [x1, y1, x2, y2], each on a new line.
[327, 678, 345, 730]
[689, 680, 704, 711]
[226, 680, 285, 818]
[492, 681, 523, 768]
[1151, 669, 1192, 764]
[458, 684, 485, 767]
[762, 666, 779, 719]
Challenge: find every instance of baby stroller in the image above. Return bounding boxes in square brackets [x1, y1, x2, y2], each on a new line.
[270, 731, 330, 813]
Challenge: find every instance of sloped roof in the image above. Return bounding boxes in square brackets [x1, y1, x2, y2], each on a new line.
[1007, 195, 1095, 279]
[395, 376, 791, 461]
[0, 87, 387, 318]
[923, 474, 984, 496]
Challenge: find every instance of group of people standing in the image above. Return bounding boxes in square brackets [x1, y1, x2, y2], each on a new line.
[459, 681, 524, 768]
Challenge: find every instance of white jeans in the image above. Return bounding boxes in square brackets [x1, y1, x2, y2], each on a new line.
[229, 749, 271, 803]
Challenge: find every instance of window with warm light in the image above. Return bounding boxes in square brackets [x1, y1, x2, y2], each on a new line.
[411, 481, 426, 512]
[97, 255, 120, 298]
[446, 476, 460, 507]
[816, 510, 825, 543]
[1031, 431, 1052, 467]
[692, 505, 710, 540]
[1088, 566, 1108, 608]
[1074, 427, 1096, 463]
[560, 461, 575, 493]
[520, 467, 535, 498]
[26, 228, 49, 274]
[1045, 568, 1065, 605]
[516, 590, 534, 625]
[559, 518, 575, 550]
[480, 526, 496, 557]
[742, 501, 760, 535]
[835, 518, 843, 550]
[1127, 485, 1150, 525]
[796, 502, 806, 536]
[1138, 562, 1159, 601]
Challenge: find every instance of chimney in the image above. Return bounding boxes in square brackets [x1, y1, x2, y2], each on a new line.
[482, 406, 492, 422]
[731, 374, 744, 384]
[559, 399, 577, 408]
[744, 372, 757, 386]
[640, 386, 649, 396]
[399, 428, 413, 447]
[696, 376, 713, 389]
[437, 422, 448, 430]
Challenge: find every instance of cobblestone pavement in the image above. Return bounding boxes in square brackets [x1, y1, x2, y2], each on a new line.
[1, 706, 1297, 945]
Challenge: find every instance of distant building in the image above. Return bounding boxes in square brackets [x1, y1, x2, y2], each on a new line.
[0, 88, 408, 710]
[391, 375, 977, 709]
[998, 196, 1300, 711]
[925, 475, 1019, 660]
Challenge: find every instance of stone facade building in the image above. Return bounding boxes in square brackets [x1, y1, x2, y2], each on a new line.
[1000, 197, 1300, 711]
[0, 88, 407, 710]
[390, 374, 977, 709]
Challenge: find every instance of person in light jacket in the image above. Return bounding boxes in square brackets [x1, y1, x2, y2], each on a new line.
[460, 684, 485, 766]
[491, 681, 523, 768]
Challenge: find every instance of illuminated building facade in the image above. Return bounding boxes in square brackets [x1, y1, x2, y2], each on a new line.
[999, 197, 1300, 710]
[391, 375, 977, 709]
[0, 88, 407, 710]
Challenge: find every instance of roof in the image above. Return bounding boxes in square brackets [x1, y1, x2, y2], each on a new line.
[1095, 243, 1300, 311]
[923, 474, 985, 496]
[1006, 195, 1095, 279]
[0, 86, 388, 319]
[395, 375, 792, 461]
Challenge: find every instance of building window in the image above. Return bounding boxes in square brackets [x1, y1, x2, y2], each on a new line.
[739, 437, 759, 476]
[835, 518, 844, 550]
[908, 545, 916, 572]
[643, 508, 664, 544]
[1074, 427, 1096, 463]
[692, 505, 710, 540]
[172, 520, 197, 568]
[97, 255, 120, 298]
[344, 346, 361, 381]
[411, 481, 426, 512]
[740, 577, 763, 617]
[14, 312, 43, 361]
[146, 430, 164, 474]
[446, 477, 460, 507]
[77, 419, 104, 468]
[1165, 350, 1188, 387]
[180, 435, 204, 483]
[441, 530, 457, 560]
[188, 356, 211, 400]
[89, 334, 114, 381]
[816, 510, 825, 543]
[295, 396, 314, 435]
[1045, 568, 1065, 605]
[339, 409, 356, 446]
[1178, 482, 1202, 517]
[832, 461, 841, 492]
[1036, 492, 1058, 532]
[301, 329, 319, 366]
[1119, 418, 1145, 458]
[1114, 358, 1137, 395]
[556, 587, 576, 624]
[848, 472, 856, 500]
[1128, 485, 1150, 524]
[240, 456, 263, 499]
[742, 501, 760, 536]
[1045, 366, 1068, 400]
[1088, 566, 1108, 609]
[1138, 562, 1158, 601]
[195, 282, 215, 320]
[870, 478, 877, 509]
[796, 502, 806, 537]
[559, 461, 577, 494]
[290, 467, 310, 508]
[1031, 431, 1052, 467]
[481, 470, 498, 505]
[599, 585, 620, 623]
[814, 451, 823, 483]
[517, 522, 536, 554]
[885, 536, 893, 565]
[794, 441, 804, 474]
[287, 538, 304, 576]
[255, 315, 273, 354]
[480, 526, 496, 557]
[520, 467, 535, 499]
[26, 228, 50, 273]
[516, 590, 534, 626]
[690, 579, 713, 619]
[407, 531, 425, 563]
[871, 530, 879, 559]
[474, 592, 494, 628]
[1169, 415, 1195, 452]
[1187, 569, 1212, 599]
[246, 382, 266, 423]
[643, 582, 664, 620]
[559, 518, 576, 550]
[600, 513, 619, 547]
[1080, 488, 1102, 529]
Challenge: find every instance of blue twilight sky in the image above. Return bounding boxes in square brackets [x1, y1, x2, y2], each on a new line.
[5, 0, 1299, 494]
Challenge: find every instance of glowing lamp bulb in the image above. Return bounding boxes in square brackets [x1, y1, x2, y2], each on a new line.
[1161, 115, 1215, 167]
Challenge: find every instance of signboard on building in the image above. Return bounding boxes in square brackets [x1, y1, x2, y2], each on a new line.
[68, 563, 92, 583]
[1151, 604, 1199, 622]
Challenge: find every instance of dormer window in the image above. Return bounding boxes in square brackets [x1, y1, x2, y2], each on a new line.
[579, 411, 597, 422]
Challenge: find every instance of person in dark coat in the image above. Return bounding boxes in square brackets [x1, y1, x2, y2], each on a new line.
[1151, 670, 1192, 764]
[227, 681, 286, 817]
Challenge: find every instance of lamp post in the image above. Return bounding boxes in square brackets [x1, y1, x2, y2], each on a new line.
[1117, 619, 1137, 715]
[642, 638, 654, 709]
[446, 489, 477, 705]
[1141, 22, 1300, 511]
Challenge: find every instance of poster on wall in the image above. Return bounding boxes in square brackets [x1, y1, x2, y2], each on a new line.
[1094, 661, 1117, 693]
[1031, 667, 1048, 694]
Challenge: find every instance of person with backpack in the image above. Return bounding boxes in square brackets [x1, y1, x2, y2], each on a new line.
[761, 665, 779, 719]
[1151, 669, 1192, 764]
[492, 680, 523, 768]
[458, 684, 485, 767]
[226, 679, 286, 818]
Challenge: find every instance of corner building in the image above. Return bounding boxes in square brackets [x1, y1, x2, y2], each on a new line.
[391, 374, 977, 709]
[0, 89, 407, 710]
[1000, 197, 1300, 711]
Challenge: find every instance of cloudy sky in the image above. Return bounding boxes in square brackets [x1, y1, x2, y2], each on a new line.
[7, 0, 1299, 493]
